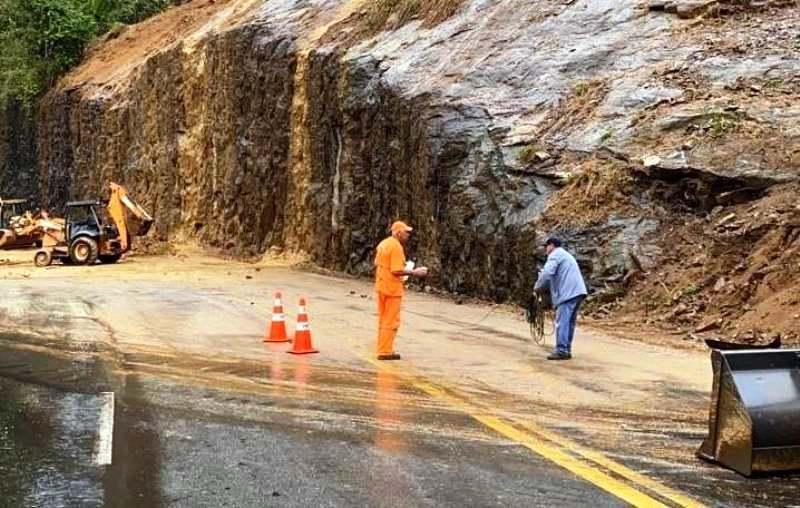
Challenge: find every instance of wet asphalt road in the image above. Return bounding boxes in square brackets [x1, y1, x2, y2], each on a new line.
[3, 258, 800, 507]
[3, 340, 800, 507]
[0, 344, 625, 508]
[114, 380, 621, 507]
[0, 378, 104, 508]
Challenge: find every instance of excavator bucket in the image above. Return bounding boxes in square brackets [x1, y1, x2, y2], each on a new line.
[130, 214, 154, 237]
[697, 349, 800, 476]
[119, 194, 153, 237]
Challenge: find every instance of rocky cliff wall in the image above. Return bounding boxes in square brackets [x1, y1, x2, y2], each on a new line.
[0, 103, 37, 202]
[28, 0, 800, 305]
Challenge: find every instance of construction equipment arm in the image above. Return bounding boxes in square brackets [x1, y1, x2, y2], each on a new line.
[107, 182, 154, 252]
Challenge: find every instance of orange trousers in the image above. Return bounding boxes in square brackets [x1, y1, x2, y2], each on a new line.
[376, 292, 403, 355]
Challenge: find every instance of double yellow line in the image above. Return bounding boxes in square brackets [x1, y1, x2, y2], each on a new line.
[366, 358, 705, 508]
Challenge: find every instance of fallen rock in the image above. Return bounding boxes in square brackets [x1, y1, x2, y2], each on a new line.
[649, 0, 668, 10]
[695, 318, 721, 333]
[642, 155, 662, 167]
[666, 302, 690, 319]
[716, 213, 737, 227]
[676, 0, 718, 19]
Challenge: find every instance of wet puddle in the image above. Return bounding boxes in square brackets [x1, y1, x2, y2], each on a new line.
[0, 377, 104, 506]
[0, 338, 162, 507]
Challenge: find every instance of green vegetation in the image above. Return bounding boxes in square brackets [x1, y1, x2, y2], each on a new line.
[572, 81, 591, 97]
[0, 0, 170, 107]
[683, 284, 701, 296]
[518, 142, 546, 164]
[706, 110, 740, 138]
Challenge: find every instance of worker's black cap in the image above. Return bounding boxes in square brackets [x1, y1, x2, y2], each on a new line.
[544, 237, 562, 248]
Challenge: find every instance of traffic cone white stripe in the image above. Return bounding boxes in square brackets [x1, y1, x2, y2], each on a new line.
[265, 291, 290, 343]
[288, 297, 318, 354]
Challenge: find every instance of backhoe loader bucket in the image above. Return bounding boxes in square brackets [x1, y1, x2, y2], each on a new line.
[131, 216, 154, 237]
[697, 349, 800, 476]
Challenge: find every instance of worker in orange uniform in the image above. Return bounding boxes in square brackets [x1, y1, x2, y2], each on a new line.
[374, 221, 428, 360]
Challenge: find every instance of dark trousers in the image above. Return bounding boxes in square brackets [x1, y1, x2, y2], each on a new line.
[555, 295, 585, 354]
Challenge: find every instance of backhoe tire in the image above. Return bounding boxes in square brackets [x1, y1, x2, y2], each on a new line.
[99, 253, 122, 264]
[34, 250, 52, 267]
[69, 237, 99, 265]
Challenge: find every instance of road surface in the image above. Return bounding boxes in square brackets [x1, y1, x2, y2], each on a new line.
[1, 250, 798, 507]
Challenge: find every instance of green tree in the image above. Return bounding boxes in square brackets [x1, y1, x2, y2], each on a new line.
[0, 0, 170, 107]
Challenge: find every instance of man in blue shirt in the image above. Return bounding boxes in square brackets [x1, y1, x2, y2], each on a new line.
[534, 237, 588, 360]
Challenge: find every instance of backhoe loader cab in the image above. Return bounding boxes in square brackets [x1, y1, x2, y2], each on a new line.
[34, 200, 123, 267]
[0, 199, 28, 228]
[33, 183, 154, 267]
[67, 200, 123, 264]
[0, 198, 41, 249]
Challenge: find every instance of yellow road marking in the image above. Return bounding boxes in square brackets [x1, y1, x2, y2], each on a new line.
[514, 421, 706, 508]
[364, 357, 705, 508]
[475, 415, 668, 508]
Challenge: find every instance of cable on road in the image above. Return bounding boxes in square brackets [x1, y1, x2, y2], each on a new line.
[526, 293, 552, 345]
[403, 304, 499, 330]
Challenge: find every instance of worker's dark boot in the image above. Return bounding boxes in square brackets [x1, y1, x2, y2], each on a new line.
[377, 353, 402, 361]
[547, 352, 571, 360]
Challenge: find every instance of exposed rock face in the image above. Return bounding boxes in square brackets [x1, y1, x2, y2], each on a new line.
[35, 0, 555, 301]
[17, 0, 800, 304]
[0, 103, 37, 202]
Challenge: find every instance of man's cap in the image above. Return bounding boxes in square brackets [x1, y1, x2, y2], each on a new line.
[391, 221, 413, 234]
[544, 237, 562, 247]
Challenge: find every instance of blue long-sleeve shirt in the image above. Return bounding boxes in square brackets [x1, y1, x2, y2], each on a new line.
[534, 247, 588, 306]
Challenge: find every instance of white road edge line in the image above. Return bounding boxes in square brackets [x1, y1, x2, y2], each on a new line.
[94, 391, 114, 466]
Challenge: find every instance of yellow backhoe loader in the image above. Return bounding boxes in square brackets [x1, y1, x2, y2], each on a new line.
[34, 182, 154, 267]
[0, 198, 43, 249]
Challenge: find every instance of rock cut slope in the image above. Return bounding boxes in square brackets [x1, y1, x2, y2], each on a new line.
[37, 0, 799, 329]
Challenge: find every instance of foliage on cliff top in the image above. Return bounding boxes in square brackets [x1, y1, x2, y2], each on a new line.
[0, 0, 171, 108]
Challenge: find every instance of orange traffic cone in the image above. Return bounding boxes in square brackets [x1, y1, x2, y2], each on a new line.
[288, 297, 319, 354]
[265, 291, 290, 343]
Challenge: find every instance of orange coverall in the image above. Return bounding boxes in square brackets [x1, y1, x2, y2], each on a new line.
[374, 236, 406, 356]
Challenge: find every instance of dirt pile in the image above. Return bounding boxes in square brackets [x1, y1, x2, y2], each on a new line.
[64, 0, 242, 90]
[611, 183, 800, 344]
